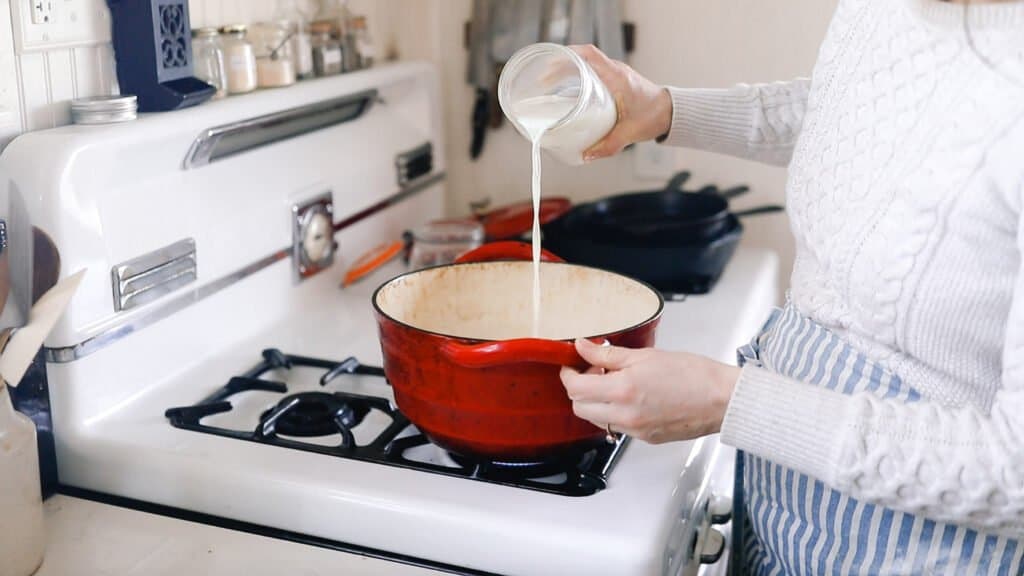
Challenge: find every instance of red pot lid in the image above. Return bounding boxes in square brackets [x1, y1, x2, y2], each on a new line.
[479, 197, 572, 240]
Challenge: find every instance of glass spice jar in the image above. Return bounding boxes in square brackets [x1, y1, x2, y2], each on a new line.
[191, 27, 227, 98]
[408, 220, 485, 270]
[311, 21, 343, 77]
[253, 22, 297, 88]
[274, 0, 314, 79]
[219, 24, 258, 94]
[350, 15, 374, 69]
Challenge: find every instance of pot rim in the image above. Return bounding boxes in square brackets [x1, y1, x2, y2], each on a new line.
[371, 259, 666, 343]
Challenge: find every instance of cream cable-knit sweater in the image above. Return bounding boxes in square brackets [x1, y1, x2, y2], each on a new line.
[663, 0, 1024, 537]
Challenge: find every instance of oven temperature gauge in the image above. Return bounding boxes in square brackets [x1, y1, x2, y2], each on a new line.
[292, 193, 336, 280]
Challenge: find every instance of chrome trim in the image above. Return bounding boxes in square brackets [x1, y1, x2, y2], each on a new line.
[183, 89, 378, 170]
[111, 239, 197, 312]
[44, 171, 445, 363]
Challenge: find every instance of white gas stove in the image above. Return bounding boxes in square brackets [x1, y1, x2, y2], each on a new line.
[0, 62, 777, 575]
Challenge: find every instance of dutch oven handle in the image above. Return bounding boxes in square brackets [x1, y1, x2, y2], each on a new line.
[447, 241, 589, 368]
[440, 338, 597, 369]
[454, 241, 565, 264]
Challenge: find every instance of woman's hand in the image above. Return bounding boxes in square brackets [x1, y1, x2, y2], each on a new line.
[560, 339, 740, 444]
[569, 44, 673, 162]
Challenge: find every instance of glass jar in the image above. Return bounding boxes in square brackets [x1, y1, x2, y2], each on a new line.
[350, 15, 374, 69]
[408, 220, 485, 270]
[191, 27, 227, 98]
[315, 0, 358, 71]
[498, 43, 617, 166]
[219, 25, 258, 94]
[311, 22, 343, 77]
[252, 22, 296, 88]
[275, 0, 314, 79]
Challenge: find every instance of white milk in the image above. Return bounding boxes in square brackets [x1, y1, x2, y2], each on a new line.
[512, 95, 577, 337]
[512, 93, 616, 166]
[0, 385, 46, 576]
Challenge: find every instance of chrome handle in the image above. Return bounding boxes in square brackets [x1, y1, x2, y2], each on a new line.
[183, 89, 377, 169]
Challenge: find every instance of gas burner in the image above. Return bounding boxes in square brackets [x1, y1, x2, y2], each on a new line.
[260, 392, 371, 438]
[165, 348, 628, 497]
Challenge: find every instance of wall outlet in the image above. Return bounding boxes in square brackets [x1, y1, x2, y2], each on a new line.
[12, 0, 110, 52]
[30, 0, 54, 24]
[632, 140, 677, 181]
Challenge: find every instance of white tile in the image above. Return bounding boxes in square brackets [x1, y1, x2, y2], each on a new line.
[16, 52, 51, 131]
[189, 0, 207, 27]
[96, 43, 119, 94]
[72, 45, 102, 97]
[47, 49, 74, 126]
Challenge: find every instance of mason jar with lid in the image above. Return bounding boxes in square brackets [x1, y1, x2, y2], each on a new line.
[498, 43, 617, 166]
[191, 27, 227, 98]
[219, 24, 258, 94]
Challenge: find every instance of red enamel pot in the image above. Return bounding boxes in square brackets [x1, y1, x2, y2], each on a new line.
[372, 241, 664, 462]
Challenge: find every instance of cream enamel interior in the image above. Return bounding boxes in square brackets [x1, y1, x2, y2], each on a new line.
[375, 262, 662, 340]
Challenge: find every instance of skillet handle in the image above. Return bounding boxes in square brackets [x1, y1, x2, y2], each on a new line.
[454, 241, 565, 264]
[718, 185, 750, 200]
[440, 338, 594, 369]
[733, 205, 785, 218]
[664, 171, 691, 192]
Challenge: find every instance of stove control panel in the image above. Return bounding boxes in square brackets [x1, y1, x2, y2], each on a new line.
[292, 192, 336, 281]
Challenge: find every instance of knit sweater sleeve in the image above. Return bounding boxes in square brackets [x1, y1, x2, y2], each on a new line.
[658, 79, 811, 166]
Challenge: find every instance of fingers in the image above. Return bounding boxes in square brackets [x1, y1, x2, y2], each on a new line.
[575, 338, 637, 370]
[560, 364, 636, 404]
[568, 44, 617, 78]
[583, 130, 629, 162]
[570, 399, 621, 429]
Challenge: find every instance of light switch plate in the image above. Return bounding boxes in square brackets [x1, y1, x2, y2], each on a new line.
[12, 0, 110, 53]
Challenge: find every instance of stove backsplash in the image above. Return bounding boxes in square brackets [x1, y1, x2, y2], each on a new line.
[0, 63, 444, 425]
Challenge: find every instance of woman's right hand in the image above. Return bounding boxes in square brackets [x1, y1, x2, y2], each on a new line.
[570, 44, 673, 162]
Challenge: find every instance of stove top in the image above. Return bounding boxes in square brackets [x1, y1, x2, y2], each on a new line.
[165, 348, 628, 497]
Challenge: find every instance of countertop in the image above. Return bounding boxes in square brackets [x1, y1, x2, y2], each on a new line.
[33, 248, 779, 576]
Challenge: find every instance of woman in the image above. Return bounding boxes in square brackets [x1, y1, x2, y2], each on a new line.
[559, 0, 1024, 573]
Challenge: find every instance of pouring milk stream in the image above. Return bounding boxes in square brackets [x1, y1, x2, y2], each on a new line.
[499, 44, 617, 337]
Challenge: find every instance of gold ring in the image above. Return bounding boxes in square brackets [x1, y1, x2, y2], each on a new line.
[605, 423, 617, 444]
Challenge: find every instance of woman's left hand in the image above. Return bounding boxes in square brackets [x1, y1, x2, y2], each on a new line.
[560, 339, 741, 444]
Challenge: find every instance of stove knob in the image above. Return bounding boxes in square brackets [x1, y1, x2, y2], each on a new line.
[301, 209, 334, 264]
[708, 494, 733, 525]
[697, 527, 726, 565]
[292, 193, 336, 280]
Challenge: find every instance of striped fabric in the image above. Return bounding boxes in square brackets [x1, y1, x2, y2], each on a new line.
[733, 305, 1024, 575]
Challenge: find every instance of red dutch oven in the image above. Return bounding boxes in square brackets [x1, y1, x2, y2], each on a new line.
[372, 241, 664, 462]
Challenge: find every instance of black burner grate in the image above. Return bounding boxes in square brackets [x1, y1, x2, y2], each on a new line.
[165, 349, 628, 497]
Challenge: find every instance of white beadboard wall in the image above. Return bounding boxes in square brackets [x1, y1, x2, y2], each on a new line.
[0, 0, 399, 150]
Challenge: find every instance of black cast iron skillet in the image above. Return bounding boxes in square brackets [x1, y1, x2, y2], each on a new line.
[566, 171, 783, 243]
[540, 171, 784, 295]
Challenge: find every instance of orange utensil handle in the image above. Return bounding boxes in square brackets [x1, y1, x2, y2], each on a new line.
[342, 240, 406, 287]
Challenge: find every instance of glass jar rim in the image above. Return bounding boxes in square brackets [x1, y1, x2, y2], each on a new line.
[412, 220, 485, 244]
[497, 42, 594, 135]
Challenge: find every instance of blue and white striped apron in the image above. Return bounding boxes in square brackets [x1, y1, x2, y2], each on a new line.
[732, 304, 1024, 575]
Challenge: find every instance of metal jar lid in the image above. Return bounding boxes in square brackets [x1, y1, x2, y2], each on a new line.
[71, 95, 138, 125]
[192, 27, 220, 38]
